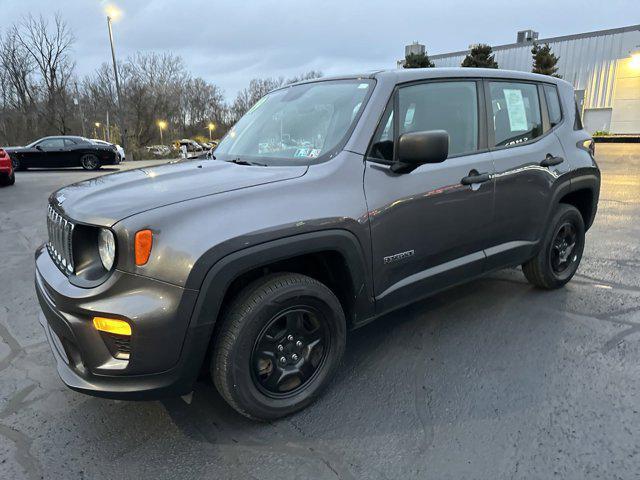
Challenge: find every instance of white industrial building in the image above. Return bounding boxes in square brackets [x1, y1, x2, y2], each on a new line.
[400, 25, 640, 134]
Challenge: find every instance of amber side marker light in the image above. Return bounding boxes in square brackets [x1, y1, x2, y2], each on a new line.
[135, 229, 153, 265]
[93, 317, 131, 336]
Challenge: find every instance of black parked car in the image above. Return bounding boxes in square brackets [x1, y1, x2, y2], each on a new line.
[5, 136, 118, 171]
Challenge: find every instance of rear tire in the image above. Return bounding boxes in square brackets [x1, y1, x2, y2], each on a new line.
[212, 273, 346, 421]
[81, 154, 100, 170]
[522, 204, 585, 289]
[0, 172, 15, 186]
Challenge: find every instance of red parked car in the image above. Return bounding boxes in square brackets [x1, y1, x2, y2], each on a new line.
[0, 148, 15, 186]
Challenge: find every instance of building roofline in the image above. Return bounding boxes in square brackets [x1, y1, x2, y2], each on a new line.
[430, 24, 640, 59]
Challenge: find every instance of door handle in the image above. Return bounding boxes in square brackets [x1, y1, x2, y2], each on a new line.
[540, 154, 564, 167]
[461, 171, 490, 185]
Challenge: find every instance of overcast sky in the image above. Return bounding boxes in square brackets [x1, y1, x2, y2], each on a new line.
[1, 0, 637, 99]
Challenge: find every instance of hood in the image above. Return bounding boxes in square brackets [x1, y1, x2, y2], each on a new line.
[51, 160, 308, 226]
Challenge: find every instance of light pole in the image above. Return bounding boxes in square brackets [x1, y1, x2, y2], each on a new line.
[94, 122, 101, 139]
[74, 82, 86, 137]
[105, 5, 126, 152]
[207, 122, 216, 141]
[157, 120, 167, 145]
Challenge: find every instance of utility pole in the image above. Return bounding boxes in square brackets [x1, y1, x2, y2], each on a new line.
[74, 82, 86, 137]
[106, 111, 111, 142]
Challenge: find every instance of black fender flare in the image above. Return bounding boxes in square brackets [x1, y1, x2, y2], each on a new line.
[540, 167, 600, 241]
[569, 168, 601, 229]
[187, 229, 375, 333]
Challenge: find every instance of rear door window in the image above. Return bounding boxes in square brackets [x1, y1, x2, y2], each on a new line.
[488, 82, 543, 147]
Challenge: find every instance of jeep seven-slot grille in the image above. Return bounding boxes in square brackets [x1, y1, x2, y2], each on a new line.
[47, 205, 74, 274]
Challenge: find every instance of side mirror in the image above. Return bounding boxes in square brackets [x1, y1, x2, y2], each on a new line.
[391, 130, 449, 174]
[35, 145, 43, 151]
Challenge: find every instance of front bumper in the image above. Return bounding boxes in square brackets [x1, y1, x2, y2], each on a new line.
[35, 244, 212, 400]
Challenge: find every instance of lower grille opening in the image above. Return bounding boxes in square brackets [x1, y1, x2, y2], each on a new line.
[101, 333, 131, 360]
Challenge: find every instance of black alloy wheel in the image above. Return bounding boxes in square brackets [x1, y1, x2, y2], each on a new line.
[522, 204, 585, 289]
[549, 222, 579, 277]
[81, 154, 100, 170]
[212, 273, 346, 420]
[251, 307, 329, 398]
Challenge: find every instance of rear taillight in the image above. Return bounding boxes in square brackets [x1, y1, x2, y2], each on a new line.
[578, 139, 595, 158]
[0, 149, 10, 168]
[584, 139, 595, 157]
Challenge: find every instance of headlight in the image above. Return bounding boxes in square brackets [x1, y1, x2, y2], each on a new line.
[98, 228, 116, 271]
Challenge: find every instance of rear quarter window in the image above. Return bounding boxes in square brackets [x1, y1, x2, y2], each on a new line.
[574, 102, 584, 130]
[543, 84, 563, 127]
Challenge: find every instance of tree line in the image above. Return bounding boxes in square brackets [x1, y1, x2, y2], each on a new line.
[403, 42, 561, 76]
[0, 14, 321, 156]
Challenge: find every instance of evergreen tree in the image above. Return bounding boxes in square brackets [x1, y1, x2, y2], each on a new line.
[531, 43, 561, 77]
[461, 44, 498, 68]
[403, 51, 435, 68]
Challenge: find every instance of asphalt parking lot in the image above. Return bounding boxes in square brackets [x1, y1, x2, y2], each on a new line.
[1, 146, 639, 479]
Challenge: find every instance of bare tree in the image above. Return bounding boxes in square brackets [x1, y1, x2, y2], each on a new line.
[14, 14, 75, 133]
[178, 77, 226, 136]
[0, 30, 38, 143]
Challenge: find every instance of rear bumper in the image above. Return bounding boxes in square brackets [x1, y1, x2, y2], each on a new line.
[35, 244, 213, 400]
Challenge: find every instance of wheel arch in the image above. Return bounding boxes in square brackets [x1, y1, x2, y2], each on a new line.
[564, 170, 601, 230]
[542, 170, 599, 239]
[188, 230, 375, 335]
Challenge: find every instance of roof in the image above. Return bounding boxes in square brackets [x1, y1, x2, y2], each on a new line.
[430, 23, 640, 59]
[284, 68, 570, 89]
[41, 135, 87, 141]
[372, 67, 571, 87]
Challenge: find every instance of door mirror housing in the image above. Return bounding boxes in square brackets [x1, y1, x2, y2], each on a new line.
[35, 145, 43, 151]
[391, 130, 449, 174]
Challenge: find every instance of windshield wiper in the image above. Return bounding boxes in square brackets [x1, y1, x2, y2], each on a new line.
[227, 157, 267, 167]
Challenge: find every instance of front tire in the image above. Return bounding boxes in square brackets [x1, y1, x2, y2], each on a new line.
[212, 273, 346, 421]
[81, 154, 100, 170]
[522, 204, 585, 289]
[12, 157, 25, 171]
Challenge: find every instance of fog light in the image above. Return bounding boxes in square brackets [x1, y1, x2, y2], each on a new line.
[93, 317, 131, 336]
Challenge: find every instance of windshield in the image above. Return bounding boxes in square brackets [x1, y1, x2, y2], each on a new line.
[215, 79, 373, 165]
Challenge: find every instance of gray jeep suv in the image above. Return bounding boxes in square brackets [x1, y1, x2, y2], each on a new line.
[36, 68, 600, 420]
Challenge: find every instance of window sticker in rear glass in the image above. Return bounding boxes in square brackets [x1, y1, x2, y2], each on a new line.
[503, 88, 528, 132]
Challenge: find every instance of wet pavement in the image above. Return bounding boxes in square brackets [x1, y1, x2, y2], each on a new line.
[0, 147, 639, 479]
